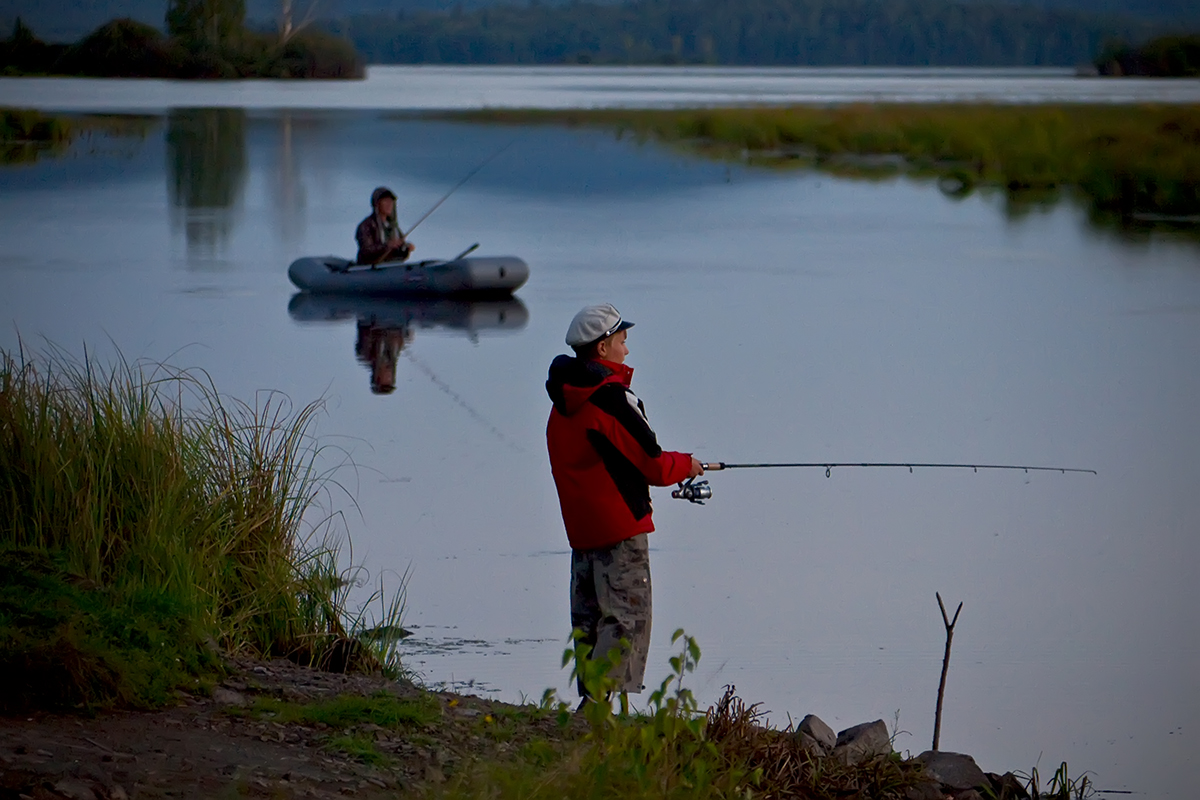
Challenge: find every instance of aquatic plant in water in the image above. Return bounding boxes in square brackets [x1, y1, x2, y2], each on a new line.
[459, 105, 1200, 224]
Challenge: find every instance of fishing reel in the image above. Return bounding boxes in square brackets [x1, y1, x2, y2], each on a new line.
[672, 477, 712, 505]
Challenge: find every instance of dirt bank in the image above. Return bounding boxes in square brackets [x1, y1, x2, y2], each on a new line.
[0, 656, 572, 799]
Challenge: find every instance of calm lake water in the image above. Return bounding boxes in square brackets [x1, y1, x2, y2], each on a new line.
[1, 71, 1197, 796]
[3, 65, 1200, 111]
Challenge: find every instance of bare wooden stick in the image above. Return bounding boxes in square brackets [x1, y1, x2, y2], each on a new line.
[933, 592, 963, 751]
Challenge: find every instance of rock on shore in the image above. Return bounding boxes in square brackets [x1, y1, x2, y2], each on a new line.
[795, 713, 1032, 800]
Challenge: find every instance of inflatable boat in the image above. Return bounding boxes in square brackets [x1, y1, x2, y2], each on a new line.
[287, 253, 529, 296]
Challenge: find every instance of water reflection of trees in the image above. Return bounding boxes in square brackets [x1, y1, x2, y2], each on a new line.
[167, 108, 247, 259]
[813, 158, 1200, 244]
[981, 184, 1200, 244]
[273, 112, 309, 249]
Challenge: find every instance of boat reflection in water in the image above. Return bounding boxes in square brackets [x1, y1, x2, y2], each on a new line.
[287, 294, 529, 395]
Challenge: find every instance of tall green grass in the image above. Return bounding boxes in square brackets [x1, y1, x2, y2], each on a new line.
[0, 345, 405, 711]
[461, 105, 1200, 219]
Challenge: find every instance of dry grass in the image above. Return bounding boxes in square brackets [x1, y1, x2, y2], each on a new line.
[703, 688, 926, 799]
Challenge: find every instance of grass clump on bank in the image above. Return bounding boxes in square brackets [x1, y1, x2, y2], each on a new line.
[247, 691, 441, 729]
[243, 691, 441, 766]
[0, 346, 404, 712]
[461, 104, 1200, 220]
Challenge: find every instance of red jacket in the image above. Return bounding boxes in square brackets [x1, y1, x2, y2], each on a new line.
[546, 355, 693, 551]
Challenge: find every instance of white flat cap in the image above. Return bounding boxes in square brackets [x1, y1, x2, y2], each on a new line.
[565, 303, 634, 348]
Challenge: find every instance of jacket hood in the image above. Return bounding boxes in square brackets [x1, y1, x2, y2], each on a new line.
[546, 355, 633, 415]
[370, 186, 396, 208]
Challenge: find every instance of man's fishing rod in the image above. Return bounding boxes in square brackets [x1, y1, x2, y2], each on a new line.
[672, 461, 1097, 504]
[371, 141, 515, 267]
[404, 140, 516, 238]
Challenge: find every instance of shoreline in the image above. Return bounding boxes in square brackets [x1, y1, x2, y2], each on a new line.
[0, 654, 1073, 800]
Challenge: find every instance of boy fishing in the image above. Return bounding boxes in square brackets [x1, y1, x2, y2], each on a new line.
[545, 303, 703, 704]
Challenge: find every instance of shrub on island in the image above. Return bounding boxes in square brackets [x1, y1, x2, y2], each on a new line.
[54, 18, 186, 77]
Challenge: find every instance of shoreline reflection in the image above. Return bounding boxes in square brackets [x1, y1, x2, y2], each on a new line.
[287, 294, 529, 396]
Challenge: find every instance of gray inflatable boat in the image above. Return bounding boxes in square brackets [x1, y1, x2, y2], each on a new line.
[288, 253, 529, 295]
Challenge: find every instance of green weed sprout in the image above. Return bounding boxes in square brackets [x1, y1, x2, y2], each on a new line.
[1020, 760, 1096, 800]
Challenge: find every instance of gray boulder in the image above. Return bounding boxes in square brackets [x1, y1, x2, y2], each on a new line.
[832, 720, 892, 764]
[914, 751, 989, 791]
[795, 714, 836, 756]
[904, 780, 945, 800]
[986, 772, 1031, 800]
[796, 731, 825, 756]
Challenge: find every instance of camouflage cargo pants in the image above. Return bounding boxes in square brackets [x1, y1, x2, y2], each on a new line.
[570, 533, 652, 695]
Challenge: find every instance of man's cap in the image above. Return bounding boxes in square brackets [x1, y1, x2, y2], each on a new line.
[565, 303, 634, 348]
[370, 186, 396, 206]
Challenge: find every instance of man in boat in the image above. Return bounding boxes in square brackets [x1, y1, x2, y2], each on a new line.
[545, 303, 703, 707]
[356, 186, 415, 265]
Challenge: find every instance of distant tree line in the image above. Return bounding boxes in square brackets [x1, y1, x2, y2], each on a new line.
[955, 0, 1199, 25]
[2, 0, 1197, 46]
[0, 0, 362, 78]
[324, 0, 1159, 67]
[1096, 33, 1200, 75]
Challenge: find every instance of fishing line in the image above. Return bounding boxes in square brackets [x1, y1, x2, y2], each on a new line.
[402, 350, 523, 453]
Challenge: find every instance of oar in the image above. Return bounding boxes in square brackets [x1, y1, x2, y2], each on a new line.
[452, 243, 480, 261]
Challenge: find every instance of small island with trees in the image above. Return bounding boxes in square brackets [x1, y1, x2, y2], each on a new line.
[0, 0, 362, 79]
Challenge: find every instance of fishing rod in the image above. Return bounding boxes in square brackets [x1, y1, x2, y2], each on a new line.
[672, 461, 1097, 504]
[371, 142, 514, 267]
[404, 139, 516, 238]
